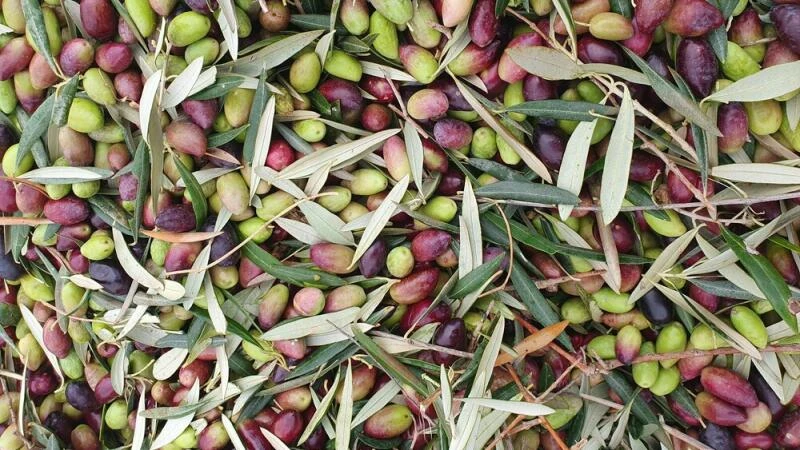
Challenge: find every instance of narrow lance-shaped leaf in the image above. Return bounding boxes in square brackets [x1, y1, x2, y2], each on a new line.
[711, 163, 800, 185]
[623, 47, 721, 135]
[52, 76, 79, 126]
[558, 119, 598, 219]
[453, 77, 553, 182]
[704, 60, 800, 103]
[459, 179, 482, 278]
[403, 121, 425, 193]
[21, 0, 58, 73]
[350, 176, 408, 269]
[507, 47, 582, 81]
[17, 94, 54, 164]
[600, 86, 635, 225]
[721, 227, 797, 332]
[335, 361, 353, 450]
[475, 181, 579, 205]
[351, 325, 427, 395]
[503, 100, 618, 122]
[249, 95, 276, 200]
[172, 154, 208, 228]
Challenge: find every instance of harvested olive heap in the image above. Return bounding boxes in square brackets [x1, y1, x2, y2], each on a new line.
[3, 0, 800, 448]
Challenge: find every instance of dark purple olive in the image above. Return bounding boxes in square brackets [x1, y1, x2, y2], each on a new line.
[359, 75, 395, 103]
[699, 423, 734, 450]
[0, 124, 16, 151]
[44, 411, 75, 442]
[771, 5, 800, 55]
[0, 237, 23, 281]
[202, 219, 240, 266]
[88, 259, 133, 295]
[433, 118, 473, 150]
[432, 318, 467, 364]
[629, 152, 665, 182]
[318, 78, 364, 124]
[303, 426, 327, 450]
[676, 38, 718, 98]
[577, 36, 624, 64]
[155, 203, 197, 232]
[43, 196, 90, 225]
[66, 381, 99, 412]
[777, 410, 800, 448]
[749, 370, 786, 420]
[359, 239, 386, 278]
[429, 77, 471, 111]
[182, 99, 218, 130]
[437, 169, 465, 196]
[534, 126, 567, 170]
[523, 75, 557, 101]
[93, 375, 118, 404]
[118, 173, 139, 201]
[400, 298, 451, 332]
[238, 419, 271, 450]
[28, 369, 58, 397]
[638, 288, 674, 324]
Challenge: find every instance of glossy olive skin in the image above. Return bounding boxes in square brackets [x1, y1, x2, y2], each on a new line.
[638, 288, 674, 325]
[676, 38, 719, 98]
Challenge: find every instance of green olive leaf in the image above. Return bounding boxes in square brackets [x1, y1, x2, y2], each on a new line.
[721, 227, 797, 332]
[600, 86, 635, 225]
[623, 47, 721, 136]
[704, 60, 800, 103]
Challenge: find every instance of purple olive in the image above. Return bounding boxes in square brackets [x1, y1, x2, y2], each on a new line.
[432, 318, 466, 364]
[95, 43, 133, 74]
[676, 38, 718, 98]
[66, 381, 99, 412]
[88, 259, 133, 295]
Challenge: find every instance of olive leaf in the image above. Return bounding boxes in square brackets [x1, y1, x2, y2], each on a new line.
[19, 304, 64, 388]
[350, 176, 408, 269]
[475, 180, 579, 205]
[459, 398, 555, 416]
[299, 201, 354, 245]
[721, 227, 797, 332]
[335, 361, 353, 450]
[361, 61, 416, 81]
[503, 100, 618, 122]
[507, 47, 582, 81]
[788, 95, 800, 131]
[17, 94, 54, 165]
[628, 227, 699, 303]
[277, 128, 400, 180]
[223, 30, 325, 75]
[172, 155, 207, 228]
[162, 58, 205, 108]
[704, 61, 800, 103]
[112, 228, 163, 292]
[352, 379, 400, 426]
[712, 163, 800, 184]
[459, 179, 482, 278]
[217, 0, 240, 59]
[261, 308, 361, 340]
[600, 86, 634, 225]
[150, 380, 200, 448]
[140, 70, 165, 213]
[110, 343, 129, 395]
[130, 393, 147, 450]
[623, 47, 721, 135]
[52, 76, 79, 127]
[274, 218, 324, 244]
[249, 95, 277, 200]
[18, 167, 113, 184]
[21, 0, 58, 74]
[558, 119, 598, 220]
[403, 121, 425, 193]
[453, 77, 553, 183]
